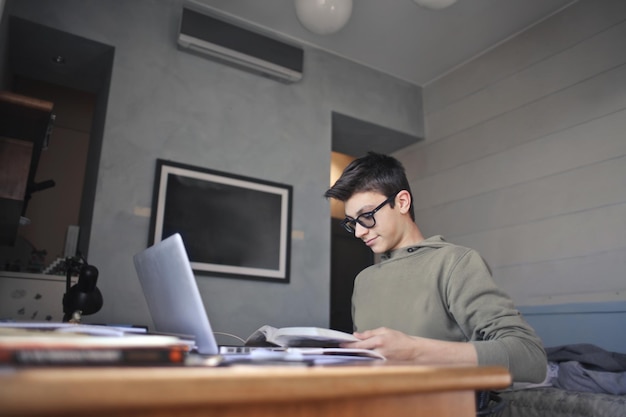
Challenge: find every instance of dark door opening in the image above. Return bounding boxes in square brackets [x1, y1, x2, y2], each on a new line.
[0, 16, 114, 272]
[330, 217, 373, 332]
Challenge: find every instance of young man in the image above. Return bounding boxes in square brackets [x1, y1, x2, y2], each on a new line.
[325, 152, 547, 383]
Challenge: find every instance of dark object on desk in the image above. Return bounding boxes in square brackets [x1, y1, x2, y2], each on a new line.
[0, 326, 188, 367]
[62, 256, 103, 322]
[2, 345, 187, 367]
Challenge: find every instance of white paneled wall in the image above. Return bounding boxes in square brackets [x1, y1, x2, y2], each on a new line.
[398, 0, 626, 306]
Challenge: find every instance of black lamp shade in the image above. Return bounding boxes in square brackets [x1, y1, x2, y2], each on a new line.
[63, 264, 103, 321]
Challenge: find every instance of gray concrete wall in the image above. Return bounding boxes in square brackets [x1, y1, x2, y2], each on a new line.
[7, 0, 422, 340]
[399, 0, 626, 307]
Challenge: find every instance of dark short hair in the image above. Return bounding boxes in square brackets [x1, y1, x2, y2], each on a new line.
[325, 152, 415, 220]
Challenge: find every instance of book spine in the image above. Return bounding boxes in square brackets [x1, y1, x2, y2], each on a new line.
[0, 347, 187, 366]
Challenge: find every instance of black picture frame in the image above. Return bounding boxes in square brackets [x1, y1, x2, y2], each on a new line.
[149, 159, 292, 283]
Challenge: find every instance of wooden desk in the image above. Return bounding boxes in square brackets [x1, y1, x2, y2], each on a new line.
[0, 364, 511, 417]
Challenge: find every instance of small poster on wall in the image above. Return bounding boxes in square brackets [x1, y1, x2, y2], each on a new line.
[149, 159, 292, 283]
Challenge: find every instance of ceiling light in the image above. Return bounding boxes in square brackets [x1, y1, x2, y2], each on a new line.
[413, 0, 458, 10]
[294, 0, 353, 35]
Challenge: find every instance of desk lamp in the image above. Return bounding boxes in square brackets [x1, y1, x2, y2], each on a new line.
[62, 256, 103, 322]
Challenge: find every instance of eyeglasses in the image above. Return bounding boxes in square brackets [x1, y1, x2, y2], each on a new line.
[341, 192, 399, 234]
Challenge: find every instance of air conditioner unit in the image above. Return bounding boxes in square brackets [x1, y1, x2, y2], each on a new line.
[177, 2, 304, 83]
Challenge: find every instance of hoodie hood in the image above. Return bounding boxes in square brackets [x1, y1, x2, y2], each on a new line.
[381, 235, 454, 261]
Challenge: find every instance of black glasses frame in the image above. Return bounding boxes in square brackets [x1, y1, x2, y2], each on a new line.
[340, 191, 399, 234]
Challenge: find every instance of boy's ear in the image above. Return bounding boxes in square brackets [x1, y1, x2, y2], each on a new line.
[396, 190, 412, 215]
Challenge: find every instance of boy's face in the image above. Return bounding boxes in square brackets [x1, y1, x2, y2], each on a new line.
[343, 191, 404, 254]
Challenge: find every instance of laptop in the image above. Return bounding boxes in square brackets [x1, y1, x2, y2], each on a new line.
[133, 233, 247, 355]
[133, 234, 374, 366]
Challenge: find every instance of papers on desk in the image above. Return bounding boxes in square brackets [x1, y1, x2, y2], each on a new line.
[0, 321, 148, 336]
[187, 347, 384, 367]
[286, 347, 385, 360]
[0, 322, 383, 368]
[239, 325, 385, 364]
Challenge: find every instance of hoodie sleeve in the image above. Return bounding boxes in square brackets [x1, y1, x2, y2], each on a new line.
[445, 248, 548, 383]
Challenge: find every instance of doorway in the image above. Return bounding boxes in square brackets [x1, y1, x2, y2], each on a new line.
[330, 217, 373, 332]
[0, 17, 114, 272]
[329, 113, 421, 332]
[8, 77, 95, 271]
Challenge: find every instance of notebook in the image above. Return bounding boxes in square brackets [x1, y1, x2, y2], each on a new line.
[133, 233, 231, 355]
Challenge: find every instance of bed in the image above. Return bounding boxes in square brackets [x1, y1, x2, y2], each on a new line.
[500, 386, 626, 417]
[493, 302, 626, 417]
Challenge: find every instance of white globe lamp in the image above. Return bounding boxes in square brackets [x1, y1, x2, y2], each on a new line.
[294, 0, 353, 35]
[413, 0, 458, 10]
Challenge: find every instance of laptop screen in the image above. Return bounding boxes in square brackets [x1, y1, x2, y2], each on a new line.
[133, 233, 219, 355]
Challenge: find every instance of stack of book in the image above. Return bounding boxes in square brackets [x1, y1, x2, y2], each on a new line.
[0, 322, 191, 367]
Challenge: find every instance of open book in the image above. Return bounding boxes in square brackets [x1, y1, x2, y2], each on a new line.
[245, 325, 358, 347]
[243, 325, 384, 360]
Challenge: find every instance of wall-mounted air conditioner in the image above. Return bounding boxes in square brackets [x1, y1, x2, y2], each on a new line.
[178, 2, 304, 83]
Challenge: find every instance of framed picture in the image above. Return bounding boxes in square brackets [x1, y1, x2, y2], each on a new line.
[149, 159, 292, 283]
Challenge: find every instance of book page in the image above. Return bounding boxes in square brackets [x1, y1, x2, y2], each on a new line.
[244, 325, 280, 346]
[287, 347, 385, 360]
[272, 327, 358, 347]
[245, 326, 360, 347]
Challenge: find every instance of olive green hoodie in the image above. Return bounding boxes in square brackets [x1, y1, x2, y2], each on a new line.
[352, 235, 547, 383]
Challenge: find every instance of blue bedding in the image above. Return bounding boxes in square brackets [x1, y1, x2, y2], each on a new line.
[500, 387, 626, 417]
[499, 344, 626, 417]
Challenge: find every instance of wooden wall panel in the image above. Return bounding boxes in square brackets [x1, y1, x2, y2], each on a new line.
[411, 108, 626, 211]
[398, 0, 626, 309]
[427, 21, 626, 142]
[424, 0, 626, 114]
[453, 203, 626, 268]
[404, 49, 626, 180]
[498, 249, 626, 305]
[417, 154, 626, 239]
